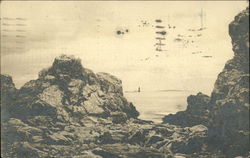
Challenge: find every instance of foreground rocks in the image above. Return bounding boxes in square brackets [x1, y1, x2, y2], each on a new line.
[2, 117, 211, 158]
[163, 7, 249, 157]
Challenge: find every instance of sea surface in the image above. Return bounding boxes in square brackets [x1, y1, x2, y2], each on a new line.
[124, 90, 194, 123]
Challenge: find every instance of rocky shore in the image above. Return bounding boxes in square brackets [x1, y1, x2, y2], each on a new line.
[1, 7, 249, 158]
[1, 55, 212, 158]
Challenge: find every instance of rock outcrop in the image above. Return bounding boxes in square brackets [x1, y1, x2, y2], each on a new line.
[208, 7, 249, 157]
[163, 7, 249, 157]
[5, 55, 139, 122]
[163, 92, 211, 127]
[1, 55, 213, 158]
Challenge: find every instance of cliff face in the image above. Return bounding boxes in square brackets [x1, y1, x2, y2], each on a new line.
[208, 7, 249, 156]
[163, 7, 249, 157]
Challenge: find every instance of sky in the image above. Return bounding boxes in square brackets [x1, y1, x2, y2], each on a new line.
[1, 1, 248, 95]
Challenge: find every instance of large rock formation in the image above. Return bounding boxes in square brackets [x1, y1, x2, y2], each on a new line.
[208, 7, 249, 156]
[163, 7, 249, 157]
[4, 55, 139, 122]
[1, 55, 213, 158]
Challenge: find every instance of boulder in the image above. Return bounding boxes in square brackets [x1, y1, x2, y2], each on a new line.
[162, 93, 210, 127]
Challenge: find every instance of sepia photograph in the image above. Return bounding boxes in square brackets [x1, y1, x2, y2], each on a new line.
[1, 1, 249, 157]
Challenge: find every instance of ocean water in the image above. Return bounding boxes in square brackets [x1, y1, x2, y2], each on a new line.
[124, 90, 193, 123]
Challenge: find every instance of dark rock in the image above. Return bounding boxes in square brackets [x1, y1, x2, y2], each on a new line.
[111, 112, 128, 124]
[162, 92, 210, 127]
[92, 148, 122, 158]
[147, 135, 164, 145]
[170, 125, 208, 154]
[128, 129, 148, 145]
[0, 74, 17, 121]
[207, 7, 249, 157]
[97, 132, 116, 144]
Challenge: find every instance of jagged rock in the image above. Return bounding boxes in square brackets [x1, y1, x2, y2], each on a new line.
[207, 7, 249, 157]
[162, 92, 210, 127]
[4, 55, 139, 121]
